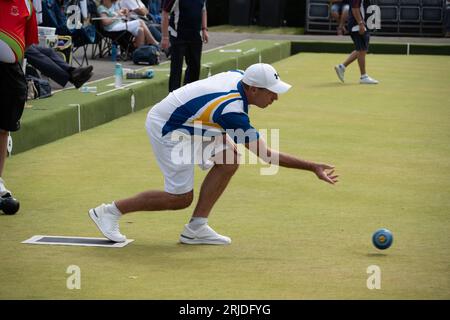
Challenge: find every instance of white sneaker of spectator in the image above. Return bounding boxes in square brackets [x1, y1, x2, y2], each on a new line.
[360, 75, 379, 84]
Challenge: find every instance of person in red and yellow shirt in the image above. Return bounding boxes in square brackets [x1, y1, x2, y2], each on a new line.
[0, 0, 38, 204]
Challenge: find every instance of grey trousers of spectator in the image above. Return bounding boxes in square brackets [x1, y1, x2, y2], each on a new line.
[25, 44, 74, 87]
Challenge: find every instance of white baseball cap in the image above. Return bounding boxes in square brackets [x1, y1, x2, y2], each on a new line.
[242, 63, 292, 94]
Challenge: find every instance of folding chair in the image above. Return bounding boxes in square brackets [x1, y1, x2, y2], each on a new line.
[64, 0, 97, 66]
[99, 28, 135, 61]
[71, 28, 94, 66]
[54, 35, 73, 64]
[90, 11, 137, 61]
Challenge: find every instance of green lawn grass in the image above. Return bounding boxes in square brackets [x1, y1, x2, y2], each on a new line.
[1, 53, 449, 299]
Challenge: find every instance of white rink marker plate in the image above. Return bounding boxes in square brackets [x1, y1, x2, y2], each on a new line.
[22, 235, 134, 248]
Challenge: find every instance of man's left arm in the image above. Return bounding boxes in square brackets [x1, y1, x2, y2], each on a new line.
[201, 4, 208, 43]
[161, 0, 174, 50]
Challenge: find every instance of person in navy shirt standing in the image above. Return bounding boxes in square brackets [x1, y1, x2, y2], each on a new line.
[161, 0, 209, 92]
[334, 0, 379, 84]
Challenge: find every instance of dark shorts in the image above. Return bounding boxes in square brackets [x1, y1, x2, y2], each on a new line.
[0, 62, 27, 132]
[350, 31, 370, 52]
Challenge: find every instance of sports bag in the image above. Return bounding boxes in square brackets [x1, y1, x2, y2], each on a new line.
[26, 75, 52, 99]
[132, 45, 160, 65]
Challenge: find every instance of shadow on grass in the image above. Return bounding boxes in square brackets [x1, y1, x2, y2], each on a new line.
[366, 253, 389, 257]
[82, 242, 280, 267]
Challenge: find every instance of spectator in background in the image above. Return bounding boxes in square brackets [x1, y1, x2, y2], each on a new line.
[330, 0, 350, 35]
[334, 0, 378, 84]
[25, 44, 93, 88]
[118, 0, 162, 42]
[97, 0, 159, 48]
[161, 0, 209, 92]
[0, 0, 39, 206]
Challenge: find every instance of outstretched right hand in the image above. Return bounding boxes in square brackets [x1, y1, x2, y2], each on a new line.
[312, 163, 339, 185]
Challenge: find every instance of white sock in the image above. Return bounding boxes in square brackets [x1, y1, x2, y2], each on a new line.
[188, 217, 208, 231]
[107, 202, 122, 217]
[361, 74, 368, 78]
[0, 178, 5, 192]
[0, 177, 9, 195]
[339, 64, 345, 70]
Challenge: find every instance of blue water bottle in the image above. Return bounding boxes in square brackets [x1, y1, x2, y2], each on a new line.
[111, 43, 117, 62]
[114, 63, 123, 88]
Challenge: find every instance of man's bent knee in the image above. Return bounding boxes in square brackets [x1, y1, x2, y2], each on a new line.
[168, 191, 193, 210]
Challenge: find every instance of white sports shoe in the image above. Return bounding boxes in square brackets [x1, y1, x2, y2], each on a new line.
[334, 64, 345, 83]
[180, 224, 231, 245]
[88, 204, 126, 242]
[360, 75, 379, 84]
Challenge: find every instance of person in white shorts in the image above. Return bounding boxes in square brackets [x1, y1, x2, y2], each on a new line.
[89, 63, 339, 245]
[97, 0, 158, 47]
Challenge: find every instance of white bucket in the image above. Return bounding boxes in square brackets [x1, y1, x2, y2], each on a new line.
[38, 26, 56, 36]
